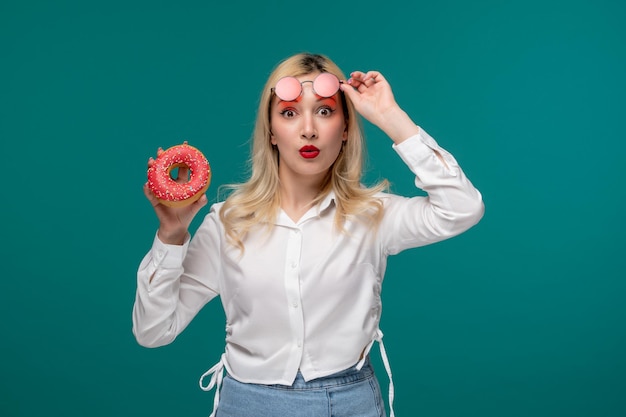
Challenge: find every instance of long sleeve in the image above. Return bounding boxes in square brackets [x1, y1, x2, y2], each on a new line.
[380, 128, 484, 255]
[132, 206, 223, 347]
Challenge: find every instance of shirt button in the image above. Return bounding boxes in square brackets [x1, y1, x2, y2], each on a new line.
[297, 340, 302, 347]
[291, 262, 298, 268]
[292, 301, 299, 308]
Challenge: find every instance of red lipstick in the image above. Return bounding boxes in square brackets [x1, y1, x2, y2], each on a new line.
[299, 145, 320, 159]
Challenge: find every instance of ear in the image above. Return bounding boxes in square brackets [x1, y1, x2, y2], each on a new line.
[270, 131, 276, 145]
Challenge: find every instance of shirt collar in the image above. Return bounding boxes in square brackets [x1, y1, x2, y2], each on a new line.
[275, 191, 336, 228]
[317, 190, 336, 215]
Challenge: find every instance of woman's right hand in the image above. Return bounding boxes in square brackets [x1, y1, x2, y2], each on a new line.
[144, 152, 208, 245]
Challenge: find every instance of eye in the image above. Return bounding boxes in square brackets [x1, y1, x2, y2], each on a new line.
[280, 108, 297, 118]
[317, 106, 335, 117]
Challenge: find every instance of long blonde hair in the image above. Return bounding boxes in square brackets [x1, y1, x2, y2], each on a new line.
[220, 53, 388, 251]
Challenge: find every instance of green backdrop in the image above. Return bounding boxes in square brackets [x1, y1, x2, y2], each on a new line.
[2, 0, 624, 416]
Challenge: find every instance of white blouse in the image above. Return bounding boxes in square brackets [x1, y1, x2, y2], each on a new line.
[132, 129, 484, 416]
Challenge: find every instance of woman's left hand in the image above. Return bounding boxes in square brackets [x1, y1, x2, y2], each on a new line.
[341, 70, 420, 144]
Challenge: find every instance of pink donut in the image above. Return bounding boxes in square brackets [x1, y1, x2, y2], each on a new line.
[147, 142, 211, 207]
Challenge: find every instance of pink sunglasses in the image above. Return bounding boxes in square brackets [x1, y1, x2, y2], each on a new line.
[272, 72, 343, 101]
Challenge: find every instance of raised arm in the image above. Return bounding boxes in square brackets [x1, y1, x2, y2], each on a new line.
[342, 70, 484, 253]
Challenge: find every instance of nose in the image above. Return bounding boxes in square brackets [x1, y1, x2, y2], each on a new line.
[300, 112, 317, 140]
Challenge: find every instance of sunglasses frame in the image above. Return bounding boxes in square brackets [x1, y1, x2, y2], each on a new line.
[272, 72, 343, 102]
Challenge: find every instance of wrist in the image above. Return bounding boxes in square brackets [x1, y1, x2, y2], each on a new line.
[378, 106, 420, 144]
[157, 227, 187, 245]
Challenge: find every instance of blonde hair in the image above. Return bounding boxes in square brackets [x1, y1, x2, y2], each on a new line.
[220, 53, 388, 252]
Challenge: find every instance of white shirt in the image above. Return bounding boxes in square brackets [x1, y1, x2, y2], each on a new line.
[132, 129, 484, 414]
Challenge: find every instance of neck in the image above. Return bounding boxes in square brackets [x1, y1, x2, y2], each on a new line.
[278, 171, 328, 223]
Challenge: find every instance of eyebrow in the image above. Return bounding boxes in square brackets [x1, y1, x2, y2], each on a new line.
[319, 96, 337, 104]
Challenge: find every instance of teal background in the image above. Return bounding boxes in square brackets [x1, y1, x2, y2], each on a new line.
[1, 0, 624, 416]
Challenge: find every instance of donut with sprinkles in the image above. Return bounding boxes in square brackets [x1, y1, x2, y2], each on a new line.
[147, 142, 211, 207]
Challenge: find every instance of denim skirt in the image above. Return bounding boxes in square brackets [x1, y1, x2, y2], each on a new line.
[215, 360, 386, 417]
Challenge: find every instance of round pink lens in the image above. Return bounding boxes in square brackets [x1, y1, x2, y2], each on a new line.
[314, 73, 340, 98]
[274, 77, 302, 101]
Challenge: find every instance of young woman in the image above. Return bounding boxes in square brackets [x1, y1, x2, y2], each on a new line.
[133, 53, 484, 417]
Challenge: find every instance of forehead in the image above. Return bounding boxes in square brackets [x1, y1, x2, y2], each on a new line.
[295, 71, 321, 82]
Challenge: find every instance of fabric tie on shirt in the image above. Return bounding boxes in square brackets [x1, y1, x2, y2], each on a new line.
[199, 353, 225, 417]
[356, 329, 395, 417]
[198, 329, 394, 417]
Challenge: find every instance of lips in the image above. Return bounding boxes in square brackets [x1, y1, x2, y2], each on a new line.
[299, 145, 320, 159]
